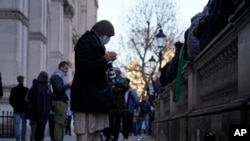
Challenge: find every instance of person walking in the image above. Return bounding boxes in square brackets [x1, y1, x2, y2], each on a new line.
[137, 96, 151, 136]
[27, 71, 52, 141]
[103, 67, 130, 141]
[50, 61, 71, 141]
[130, 109, 139, 136]
[71, 20, 117, 141]
[9, 75, 29, 141]
[122, 78, 139, 141]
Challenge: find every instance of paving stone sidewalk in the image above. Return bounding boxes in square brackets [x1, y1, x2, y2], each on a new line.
[0, 133, 155, 141]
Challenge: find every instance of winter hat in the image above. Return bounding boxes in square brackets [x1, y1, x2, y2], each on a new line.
[91, 20, 115, 37]
[113, 67, 122, 75]
[174, 41, 184, 50]
[37, 71, 48, 82]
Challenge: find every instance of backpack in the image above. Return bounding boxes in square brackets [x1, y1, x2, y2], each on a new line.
[111, 78, 130, 114]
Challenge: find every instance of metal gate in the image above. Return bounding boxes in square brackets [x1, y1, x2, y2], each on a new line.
[0, 111, 14, 138]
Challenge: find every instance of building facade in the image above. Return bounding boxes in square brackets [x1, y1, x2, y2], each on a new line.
[0, 0, 98, 100]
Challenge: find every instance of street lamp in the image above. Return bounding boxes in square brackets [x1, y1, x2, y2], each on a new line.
[147, 55, 156, 100]
[156, 27, 166, 69]
[148, 55, 156, 68]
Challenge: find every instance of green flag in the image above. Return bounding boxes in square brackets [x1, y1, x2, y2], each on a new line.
[173, 47, 186, 102]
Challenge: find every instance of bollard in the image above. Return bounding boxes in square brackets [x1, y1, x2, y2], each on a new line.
[204, 132, 216, 141]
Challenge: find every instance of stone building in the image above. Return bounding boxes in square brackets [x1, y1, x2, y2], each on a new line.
[0, 0, 98, 100]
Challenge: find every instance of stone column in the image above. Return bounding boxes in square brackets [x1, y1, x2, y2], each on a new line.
[0, 0, 29, 88]
[48, 0, 64, 75]
[28, 0, 48, 87]
[63, 1, 74, 81]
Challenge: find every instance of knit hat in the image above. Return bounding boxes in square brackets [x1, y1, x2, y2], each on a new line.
[91, 20, 115, 37]
[37, 71, 48, 82]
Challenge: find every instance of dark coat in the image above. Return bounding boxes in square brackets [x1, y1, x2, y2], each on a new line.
[9, 84, 29, 113]
[110, 77, 130, 114]
[28, 81, 52, 122]
[71, 30, 109, 113]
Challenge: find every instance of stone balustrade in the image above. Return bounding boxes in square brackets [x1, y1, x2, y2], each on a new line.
[152, 1, 250, 141]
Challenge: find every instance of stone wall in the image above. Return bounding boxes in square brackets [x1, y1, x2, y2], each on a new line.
[152, 1, 250, 141]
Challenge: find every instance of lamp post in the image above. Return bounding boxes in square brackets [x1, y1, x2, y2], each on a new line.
[148, 55, 156, 69]
[147, 55, 156, 100]
[156, 27, 166, 69]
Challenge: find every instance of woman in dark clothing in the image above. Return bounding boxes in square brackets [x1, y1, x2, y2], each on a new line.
[28, 71, 52, 141]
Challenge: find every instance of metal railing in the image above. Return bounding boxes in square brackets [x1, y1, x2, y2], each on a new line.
[0, 111, 14, 138]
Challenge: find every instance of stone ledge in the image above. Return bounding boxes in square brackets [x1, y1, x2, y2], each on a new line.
[0, 9, 28, 26]
[29, 32, 48, 45]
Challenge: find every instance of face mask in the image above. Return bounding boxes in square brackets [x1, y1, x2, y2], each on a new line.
[101, 35, 110, 45]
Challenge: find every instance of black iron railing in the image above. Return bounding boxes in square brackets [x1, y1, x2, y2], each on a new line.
[0, 111, 14, 138]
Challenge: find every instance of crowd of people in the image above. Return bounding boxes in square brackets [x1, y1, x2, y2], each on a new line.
[8, 20, 155, 141]
[158, 0, 243, 92]
[6, 0, 245, 140]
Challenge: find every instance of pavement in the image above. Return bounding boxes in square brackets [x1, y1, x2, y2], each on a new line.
[0, 133, 155, 141]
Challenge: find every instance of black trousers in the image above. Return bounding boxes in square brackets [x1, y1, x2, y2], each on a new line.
[49, 114, 55, 140]
[122, 113, 133, 139]
[103, 113, 122, 141]
[65, 115, 72, 135]
[34, 121, 46, 141]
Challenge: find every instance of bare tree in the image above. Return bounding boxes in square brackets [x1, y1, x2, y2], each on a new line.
[121, 0, 182, 97]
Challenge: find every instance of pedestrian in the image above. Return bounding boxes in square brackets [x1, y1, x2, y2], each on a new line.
[24, 78, 37, 141]
[9, 75, 29, 141]
[137, 96, 151, 136]
[130, 109, 139, 136]
[71, 20, 117, 141]
[50, 61, 71, 141]
[122, 78, 139, 141]
[103, 67, 130, 141]
[28, 71, 52, 141]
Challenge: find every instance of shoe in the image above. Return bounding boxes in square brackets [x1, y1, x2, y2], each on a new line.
[136, 136, 143, 141]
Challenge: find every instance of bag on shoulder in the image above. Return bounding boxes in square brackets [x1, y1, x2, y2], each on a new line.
[98, 86, 116, 110]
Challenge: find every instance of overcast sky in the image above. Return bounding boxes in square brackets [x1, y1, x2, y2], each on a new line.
[97, 0, 208, 65]
[97, 0, 208, 31]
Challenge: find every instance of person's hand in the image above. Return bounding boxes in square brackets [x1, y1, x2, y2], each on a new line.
[104, 51, 117, 62]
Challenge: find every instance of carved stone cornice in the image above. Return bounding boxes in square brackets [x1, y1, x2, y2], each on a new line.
[51, 0, 63, 3]
[29, 32, 48, 45]
[64, 0, 74, 19]
[50, 51, 64, 60]
[0, 9, 28, 26]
